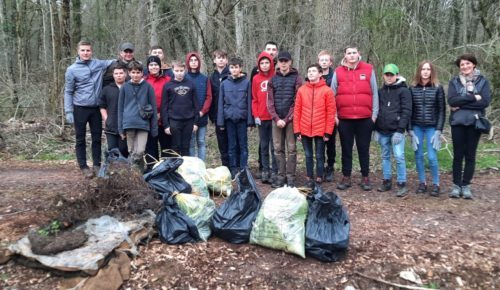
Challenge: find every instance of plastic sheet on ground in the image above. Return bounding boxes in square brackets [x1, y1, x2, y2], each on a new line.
[175, 193, 216, 241]
[205, 166, 232, 196]
[250, 186, 308, 258]
[177, 156, 209, 197]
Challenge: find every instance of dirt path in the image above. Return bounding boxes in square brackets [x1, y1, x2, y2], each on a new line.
[0, 161, 498, 289]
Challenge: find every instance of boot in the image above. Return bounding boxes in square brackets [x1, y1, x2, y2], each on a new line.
[360, 176, 372, 191]
[377, 179, 392, 192]
[286, 176, 295, 188]
[324, 166, 334, 182]
[395, 182, 408, 197]
[337, 176, 352, 190]
[272, 176, 286, 188]
[261, 171, 271, 184]
[449, 184, 461, 198]
[416, 183, 427, 194]
[430, 184, 440, 197]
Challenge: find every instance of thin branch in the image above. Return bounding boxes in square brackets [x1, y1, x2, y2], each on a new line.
[354, 271, 440, 290]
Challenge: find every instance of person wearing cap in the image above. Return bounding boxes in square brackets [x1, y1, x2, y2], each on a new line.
[267, 50, 303, 188]
[374, 63, 412, 197]
[331, 45, 379, 191]
[103, 42, 136, 87]
[144, 55, 172, 169]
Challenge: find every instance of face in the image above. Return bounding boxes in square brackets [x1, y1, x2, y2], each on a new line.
[173, 65, 185, 80]
[189, 56, 199, 70]
[213, 54, 228, 69]
[120, 49, 134, 62]
[318, 55, 332, 70]
[278, 59, 291, 72]
[344, 48, 360, 65]
[113, 69, 126, 84]
[150, 49, 164, 61]
[229, 64, 242, 78]
[383, 73, 397, 85]
[259, 58, 271, 73]
[148, 62, 160, 76]
[264, 44, 278, 58]
[420, 63, 431, 80]
[129, 69, 143, 83]
[307, 67, 321, 82]
[78, 45, 92, 61]
[459, 59, 475, 76]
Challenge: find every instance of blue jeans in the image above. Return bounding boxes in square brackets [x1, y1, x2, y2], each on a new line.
[302, 136, 325, 178]
[378, 132, 406, 183]
[189, 125, 207, 161]
[225, 119, 248, 171]
[412, 125, 440, 185]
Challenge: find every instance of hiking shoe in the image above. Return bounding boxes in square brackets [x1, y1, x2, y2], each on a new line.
[416, 183, 427, 194]
[449, 184, 461, 198]
[462, 185, 473, 199]
[360, 177, 372, 191]
[261, 171, 271, 184]
[324, 166, 334, 182]
[377, 179, 392, 192]
[430, 184, 440, 197]
[81, 167, 94, 179]
[337, 176, 352, 190]
[396, 182, 408, 197]
[286, 177, 295, 188]
[272, 176, 285, 188]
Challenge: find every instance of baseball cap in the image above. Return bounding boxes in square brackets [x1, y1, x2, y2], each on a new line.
[383, 63, 399, 75]
[277, 51, 292, 61]
[119, 42, 135, 51]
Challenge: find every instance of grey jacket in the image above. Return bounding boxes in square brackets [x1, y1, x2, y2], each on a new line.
[64, 57, 114, 113]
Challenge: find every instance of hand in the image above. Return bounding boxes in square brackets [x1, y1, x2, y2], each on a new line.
[372, 117, 377, 123]
[450, 106, 460, 112]
[373, 131, 380, 143]
[199, 111, 204, 117]
[254, 117, 261, 126]
[474, 94, 482, 101]
[323, 136, 329, 142]
[165, 127, 171, 135]
[335, 117, 339, 125]
[391, 132, 404, 145]
[296, 134, 302, 141]
[220, 127, 225, 131]
[430, 130, 441, 151]
[65, 112, 74, 124]
[120, 133, 126, 140]
[409, 130, 419, 151]
[193, 125, 198, 132]
[277, 119, 286, 128]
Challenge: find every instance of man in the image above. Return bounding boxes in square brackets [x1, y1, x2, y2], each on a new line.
[103, 42, 136, 87]
[331, 45, 379, 191]
[64, 40, 114, 178]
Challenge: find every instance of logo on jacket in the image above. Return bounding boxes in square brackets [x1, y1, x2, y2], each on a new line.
[260, 80, 268, 92]
[174, 86, 190, 96]
[360, 74, 366, 80]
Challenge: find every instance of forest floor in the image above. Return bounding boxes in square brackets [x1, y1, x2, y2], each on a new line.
[0, 160, 498, 290]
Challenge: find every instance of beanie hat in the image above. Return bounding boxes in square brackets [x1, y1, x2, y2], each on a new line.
[146, 55, 161, 67]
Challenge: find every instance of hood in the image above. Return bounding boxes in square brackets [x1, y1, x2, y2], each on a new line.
[256, 52, 275, 76]
[185, 51, 202, 73]
[384, 76, 407, 88]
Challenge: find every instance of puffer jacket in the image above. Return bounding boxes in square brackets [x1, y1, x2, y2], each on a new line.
[375, 77, 412, 134]
[409, 83, 445, 130]
[448, 73, 491, 126]
[293, 79, 336, 138]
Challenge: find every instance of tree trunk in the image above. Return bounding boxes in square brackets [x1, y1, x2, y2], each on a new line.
[234, 1, 244, 54]
[71, 0, 81, 49]
[60, 0, 71, 63]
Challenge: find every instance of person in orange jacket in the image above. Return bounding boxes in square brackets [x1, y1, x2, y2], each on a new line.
[294, 63, 336, 186]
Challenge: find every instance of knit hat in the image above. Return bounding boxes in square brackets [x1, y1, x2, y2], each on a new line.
[146, 55, 161, 67]
[383, 63, 399, 75]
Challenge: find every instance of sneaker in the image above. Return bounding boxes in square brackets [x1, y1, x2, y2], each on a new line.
[324, 166, 334, 182]
[337, 176, 352, 190]
[430, 184, 440, 197]
[396, 182, 408, 197]
[360, 177, 372, 191]
[261, 171, 271, 184]
[416, 183, 427, 194]
[81, 167, 94, 179]
[377, 179, 392, 192]
[449, 184, 461, 198]
[271, 176, 285, 188]
[462, 185, 473, 199]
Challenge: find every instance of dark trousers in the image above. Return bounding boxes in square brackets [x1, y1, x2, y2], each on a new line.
[451, 125, 481, 186]
[170, 119, 194, 156]
[73, 106, 102, 169]
[325, 127, 337, 167]
[259, 120, 277, 173]
[215, 125, 230, 168]
[338, 118, 373, 177]
[105, 132, 128, 158]
[145, 125, 172, 164]
[302, 136, 325, 178]
[226, 119, 248, 171]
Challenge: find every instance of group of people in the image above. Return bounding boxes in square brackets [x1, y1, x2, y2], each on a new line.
[64, 40, 491, 200]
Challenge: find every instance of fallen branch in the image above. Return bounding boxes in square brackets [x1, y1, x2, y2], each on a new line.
[0, 209, 32, 217]
[354, 271, 439, 290]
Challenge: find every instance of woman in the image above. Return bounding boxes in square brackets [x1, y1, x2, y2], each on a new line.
[408, 61, 446, 197]
[447, 54, 491, 199]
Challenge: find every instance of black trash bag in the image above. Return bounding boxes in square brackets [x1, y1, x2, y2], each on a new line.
[211, 168, 261, 244]
[305, 186, 350, 262]
[98, 148, 129, 178]
[156, 194, 201, 244]
[143, 158, 192, 198]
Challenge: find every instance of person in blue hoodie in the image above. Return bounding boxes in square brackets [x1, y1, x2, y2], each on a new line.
[217, 57, 254, 177]
[64, 40, 114, 178]
[185, 51, 212, 161]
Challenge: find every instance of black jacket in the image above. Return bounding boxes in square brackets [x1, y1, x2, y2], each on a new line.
[409, 84, 445, 130]
[208, 66, 230, 123]
[448, 74, 491, 126]
[375, 78, 412, 134]
[161, 78, 200, 128]
[99, 82, 120, 134]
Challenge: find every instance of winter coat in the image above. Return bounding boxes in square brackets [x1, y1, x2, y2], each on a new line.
[409, 83, 446, 130]
[161, 78, 200, 128]
[448, 73, 491, 126]
[375, 77, 412, 134]
[185, 52, 212, 127]
[217, 74, 253, 127]
[208, 66, 230, 123]
[267, 68, 303, 124]
[144, 73, 171, 114]
[99, 82, 121, 134]
[251, 52, 275, 121]
[118, 80, 158, 137]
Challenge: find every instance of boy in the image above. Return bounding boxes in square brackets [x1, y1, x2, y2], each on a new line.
[294, 63, 336, 187]
[185, 52, 212, 161]
[145, 45, 174, 78]
[161, 61, 199, 156]
[117, 61, 158, 171]
[217, 57, 253, 177]
[251, 52, 277, 183]
[99, 65, 129, 157]
[374, 64, 412, 197]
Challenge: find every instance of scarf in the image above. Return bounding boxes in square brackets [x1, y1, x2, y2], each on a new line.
[459, 68, 480, 93]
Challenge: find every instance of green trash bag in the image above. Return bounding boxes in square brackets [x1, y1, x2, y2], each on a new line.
[175, 193, 216, 241]
[205, 166, 232, 196]
[249, 186, 308, 258]
[177, 156, 209, 197]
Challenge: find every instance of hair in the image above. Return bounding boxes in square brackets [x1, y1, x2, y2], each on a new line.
[113, 64, 127, 72]
[171, 60, 185, 68]
[265, 41, 278, 48]
[307, 63, 322, 72]
[343, 45, 359, 53]
[228, 57, 243, 67]
[77, 40, 92, 49]
[317, 50, 332, 61]
[412, 60, 439, 87]
[212, 49, 228, 59]
[149, 45, 163, 52]
[127, 61, 143, 72]
[455, 53, 478, 67]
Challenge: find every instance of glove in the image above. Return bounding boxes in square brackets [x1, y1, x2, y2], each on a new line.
[65, 112, 74, 124]
[254, 117, 261, 126]
[373, 131, 380, 143]
[409, 130, 419, 151]
[430, 130, 441, 151]
[391, 132, 404, 145]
